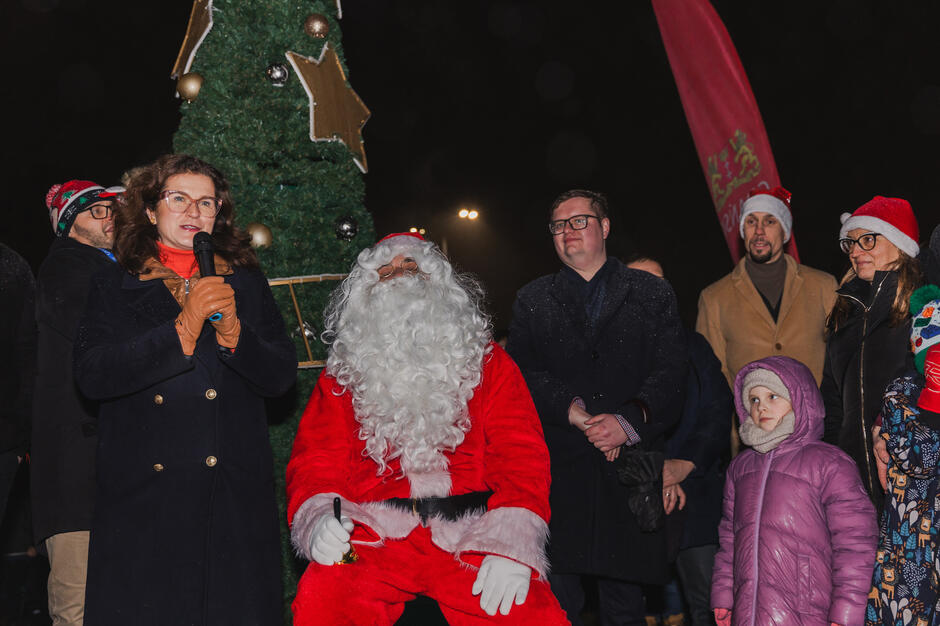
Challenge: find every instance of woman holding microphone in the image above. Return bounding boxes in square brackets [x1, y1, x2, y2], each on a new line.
[75, 154, 296, 625]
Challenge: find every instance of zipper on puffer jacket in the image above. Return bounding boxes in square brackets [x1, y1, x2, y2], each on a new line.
[837, 272, 890, 499]
[749, 448, 775, 626]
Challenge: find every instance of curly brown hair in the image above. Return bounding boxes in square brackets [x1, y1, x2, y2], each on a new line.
[113, 154, 258, 275]
[826, 251, 922, 334]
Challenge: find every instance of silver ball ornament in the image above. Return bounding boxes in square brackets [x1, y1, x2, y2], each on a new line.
[265, 63, 290, 87]
[334, 216, 359, 241]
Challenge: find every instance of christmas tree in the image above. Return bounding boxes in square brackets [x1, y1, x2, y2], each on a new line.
[169, 0, 374, 616]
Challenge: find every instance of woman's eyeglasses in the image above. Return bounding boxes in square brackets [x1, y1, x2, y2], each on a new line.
[839, 232, 881, 254]
[159, 190, 222, 217]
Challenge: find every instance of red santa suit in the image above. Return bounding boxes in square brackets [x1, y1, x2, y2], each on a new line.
[287, 344, 568, 625]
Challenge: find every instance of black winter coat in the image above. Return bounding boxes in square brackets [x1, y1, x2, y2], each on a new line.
[0, 243, 35, 457]
[507, 260, 687, 583]
[821, 271, 914, 509]
[75, 263, 296, 626]
[665, 330, 731, 550]
[31, 238, 113, 542]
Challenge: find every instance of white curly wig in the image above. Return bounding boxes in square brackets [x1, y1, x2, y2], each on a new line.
[322, 234, 492, 493]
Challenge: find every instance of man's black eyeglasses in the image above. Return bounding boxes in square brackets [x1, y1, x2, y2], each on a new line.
[88, 204, 112, 220]
[548, 214, 600, 235]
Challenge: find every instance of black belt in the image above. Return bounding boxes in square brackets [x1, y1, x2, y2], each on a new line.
[384, 490, 492, 524]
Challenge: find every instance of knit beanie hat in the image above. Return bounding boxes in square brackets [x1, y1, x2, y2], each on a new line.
[739, 186, 793, 243]
[741, 368, 791, 405]
[45, 180, 123, 237]
[911, 284, 940, 374]
[839, 196, 920, 258]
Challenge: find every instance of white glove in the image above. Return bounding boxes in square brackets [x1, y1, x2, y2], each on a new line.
[470, 555, 531, 616]
[308, 514, 354, 565]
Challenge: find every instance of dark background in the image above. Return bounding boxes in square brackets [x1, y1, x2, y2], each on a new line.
[3, 0, 940, 331]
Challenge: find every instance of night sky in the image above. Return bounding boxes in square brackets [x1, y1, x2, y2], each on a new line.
[4, 0, 939, 331]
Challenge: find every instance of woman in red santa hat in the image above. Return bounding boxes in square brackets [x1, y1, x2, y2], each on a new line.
[821, 196, 923, 512]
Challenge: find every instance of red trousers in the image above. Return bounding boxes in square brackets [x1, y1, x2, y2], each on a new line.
[292, 525, 569, 625]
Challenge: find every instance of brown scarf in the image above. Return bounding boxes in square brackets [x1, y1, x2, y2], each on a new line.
[138, 255, 233, 308]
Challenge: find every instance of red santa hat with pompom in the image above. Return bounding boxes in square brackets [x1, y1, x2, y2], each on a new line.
[839, 196, 920, 258]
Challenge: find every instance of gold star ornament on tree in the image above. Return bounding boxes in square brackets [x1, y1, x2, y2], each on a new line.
[286, 44, 371, 173]
[171, 0, 214, 79]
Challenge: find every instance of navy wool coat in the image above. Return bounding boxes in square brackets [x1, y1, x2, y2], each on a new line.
[75, 263, 296, 626]
[507, 260, 687, 583]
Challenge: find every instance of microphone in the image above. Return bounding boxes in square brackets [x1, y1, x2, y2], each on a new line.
[193, 232, 223, 322]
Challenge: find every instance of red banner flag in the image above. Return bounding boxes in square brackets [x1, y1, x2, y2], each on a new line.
[651, 0, 798, 262]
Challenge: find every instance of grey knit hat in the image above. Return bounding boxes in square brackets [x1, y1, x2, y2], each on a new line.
[741, 368, 790, 407]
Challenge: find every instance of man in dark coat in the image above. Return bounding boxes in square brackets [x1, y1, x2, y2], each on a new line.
[628, 257, 732, 626]
[0, 243, 36, 527]
[31, 180, 121, 625]
[506, 190, 687, 626]
[661, 330, 732, 625]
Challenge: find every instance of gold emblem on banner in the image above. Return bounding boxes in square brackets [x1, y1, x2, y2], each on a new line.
[707, 129, 761, 210]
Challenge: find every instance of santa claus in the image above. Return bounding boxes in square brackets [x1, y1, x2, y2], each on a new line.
[287, 233, 568, 624]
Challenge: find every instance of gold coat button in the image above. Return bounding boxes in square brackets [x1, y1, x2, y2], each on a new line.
[154, 394, 164, 405]
[205, 388, 217, 400]
[153, 463, 165, 472]
[205, 456, 218, 467]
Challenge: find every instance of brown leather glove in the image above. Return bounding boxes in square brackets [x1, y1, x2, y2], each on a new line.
[211, 295, 241, 349]
[175, 276, 234, 355]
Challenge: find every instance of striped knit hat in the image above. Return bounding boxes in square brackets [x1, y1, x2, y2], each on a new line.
[45, 180, 123, 237]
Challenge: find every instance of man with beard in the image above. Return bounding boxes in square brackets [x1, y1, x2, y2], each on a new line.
[696, 186, 837, 390]
[31, 180, 122, 625]
[286, 233, 568, 625]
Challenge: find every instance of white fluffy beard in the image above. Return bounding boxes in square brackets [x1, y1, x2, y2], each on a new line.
[326, 269, 490, 486]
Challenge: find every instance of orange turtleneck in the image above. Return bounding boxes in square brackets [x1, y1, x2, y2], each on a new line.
[157, 240, 199, 279]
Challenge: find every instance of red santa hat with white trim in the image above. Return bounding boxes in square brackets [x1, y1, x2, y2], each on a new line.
[739, 186, 793, 243]
[839, 196, 920, 258]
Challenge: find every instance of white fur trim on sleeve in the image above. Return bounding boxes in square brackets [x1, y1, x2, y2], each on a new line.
[431, 506, 550, 579]
[290, 493, 397, 559]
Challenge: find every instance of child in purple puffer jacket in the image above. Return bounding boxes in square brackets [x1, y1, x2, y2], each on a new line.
[711, 356, 878, 626]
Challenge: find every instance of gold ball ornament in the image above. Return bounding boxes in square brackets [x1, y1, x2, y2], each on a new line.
[245, 222, 273, 248]
[304, 13, 329, 38]
[177, 72, 204, 102]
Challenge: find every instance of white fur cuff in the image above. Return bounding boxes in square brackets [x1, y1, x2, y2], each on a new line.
[290, 493, 390, 560]
[435, 506, 550, 579]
